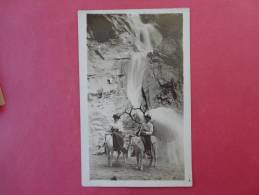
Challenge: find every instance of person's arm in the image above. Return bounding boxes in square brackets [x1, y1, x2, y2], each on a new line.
[150, 123, 153, 134]
[110, 124, 114, 131]
[145, 123, 153, 135]
[118, 121, 124, 132]
[136, 125, 142, 136]
[110, 123, 116, 132]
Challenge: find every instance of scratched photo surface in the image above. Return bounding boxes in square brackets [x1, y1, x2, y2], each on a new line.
[85, 12, 187, 182]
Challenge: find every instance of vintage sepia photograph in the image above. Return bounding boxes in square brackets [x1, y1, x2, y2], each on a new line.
[78, 9, 191, 187]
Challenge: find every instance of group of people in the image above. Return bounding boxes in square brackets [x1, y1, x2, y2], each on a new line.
[109, 113, 154, 155]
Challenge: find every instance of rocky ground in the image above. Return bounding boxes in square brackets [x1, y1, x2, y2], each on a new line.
[90, 154, 184, 180]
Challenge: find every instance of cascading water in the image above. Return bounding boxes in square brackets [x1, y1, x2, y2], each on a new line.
[126, 14, 162, 108]
[126, 14, 184, 167]
[126, 52, 146, 108]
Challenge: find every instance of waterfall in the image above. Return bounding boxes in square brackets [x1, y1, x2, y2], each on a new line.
[126, 52, 146, 108]
[125, 15, 183, 167]
[126, 14, 162, 108]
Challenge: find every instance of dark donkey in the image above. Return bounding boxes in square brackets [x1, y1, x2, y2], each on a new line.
[104, 132, 130, 167]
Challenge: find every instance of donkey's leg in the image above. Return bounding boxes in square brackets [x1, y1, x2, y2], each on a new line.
[136, 153, 140, 169]
[149, 148, 153, 167]
[140, 152, 143, 171]
[105, 146, 110, 166]
[153, 144, 157, 167]
[122, 151, 128, 167]
[117, 150, 121, 161]
[107, 153, 110, 166]
[110, 150, 114, 167]
[122, 152, 127, 167]
[108, 151, 111, 166]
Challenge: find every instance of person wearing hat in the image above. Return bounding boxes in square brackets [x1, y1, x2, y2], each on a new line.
[137, 114, 153, 155]
[111, 114, 122, 132]
[109, 114, 124, 151]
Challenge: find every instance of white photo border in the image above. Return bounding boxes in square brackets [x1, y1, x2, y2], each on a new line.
[78, 8, 192, 187]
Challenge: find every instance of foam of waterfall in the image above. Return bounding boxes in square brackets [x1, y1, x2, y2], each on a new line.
[148, 107, 184, 166]
[148, 107, 184, 167]
[148, 107, 183, 140]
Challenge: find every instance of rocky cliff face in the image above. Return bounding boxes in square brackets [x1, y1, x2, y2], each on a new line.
[87, 37, 132, 152]
[87, 14, 183, 153]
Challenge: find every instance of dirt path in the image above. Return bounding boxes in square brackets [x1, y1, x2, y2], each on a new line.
[89, 154, 184, 180]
